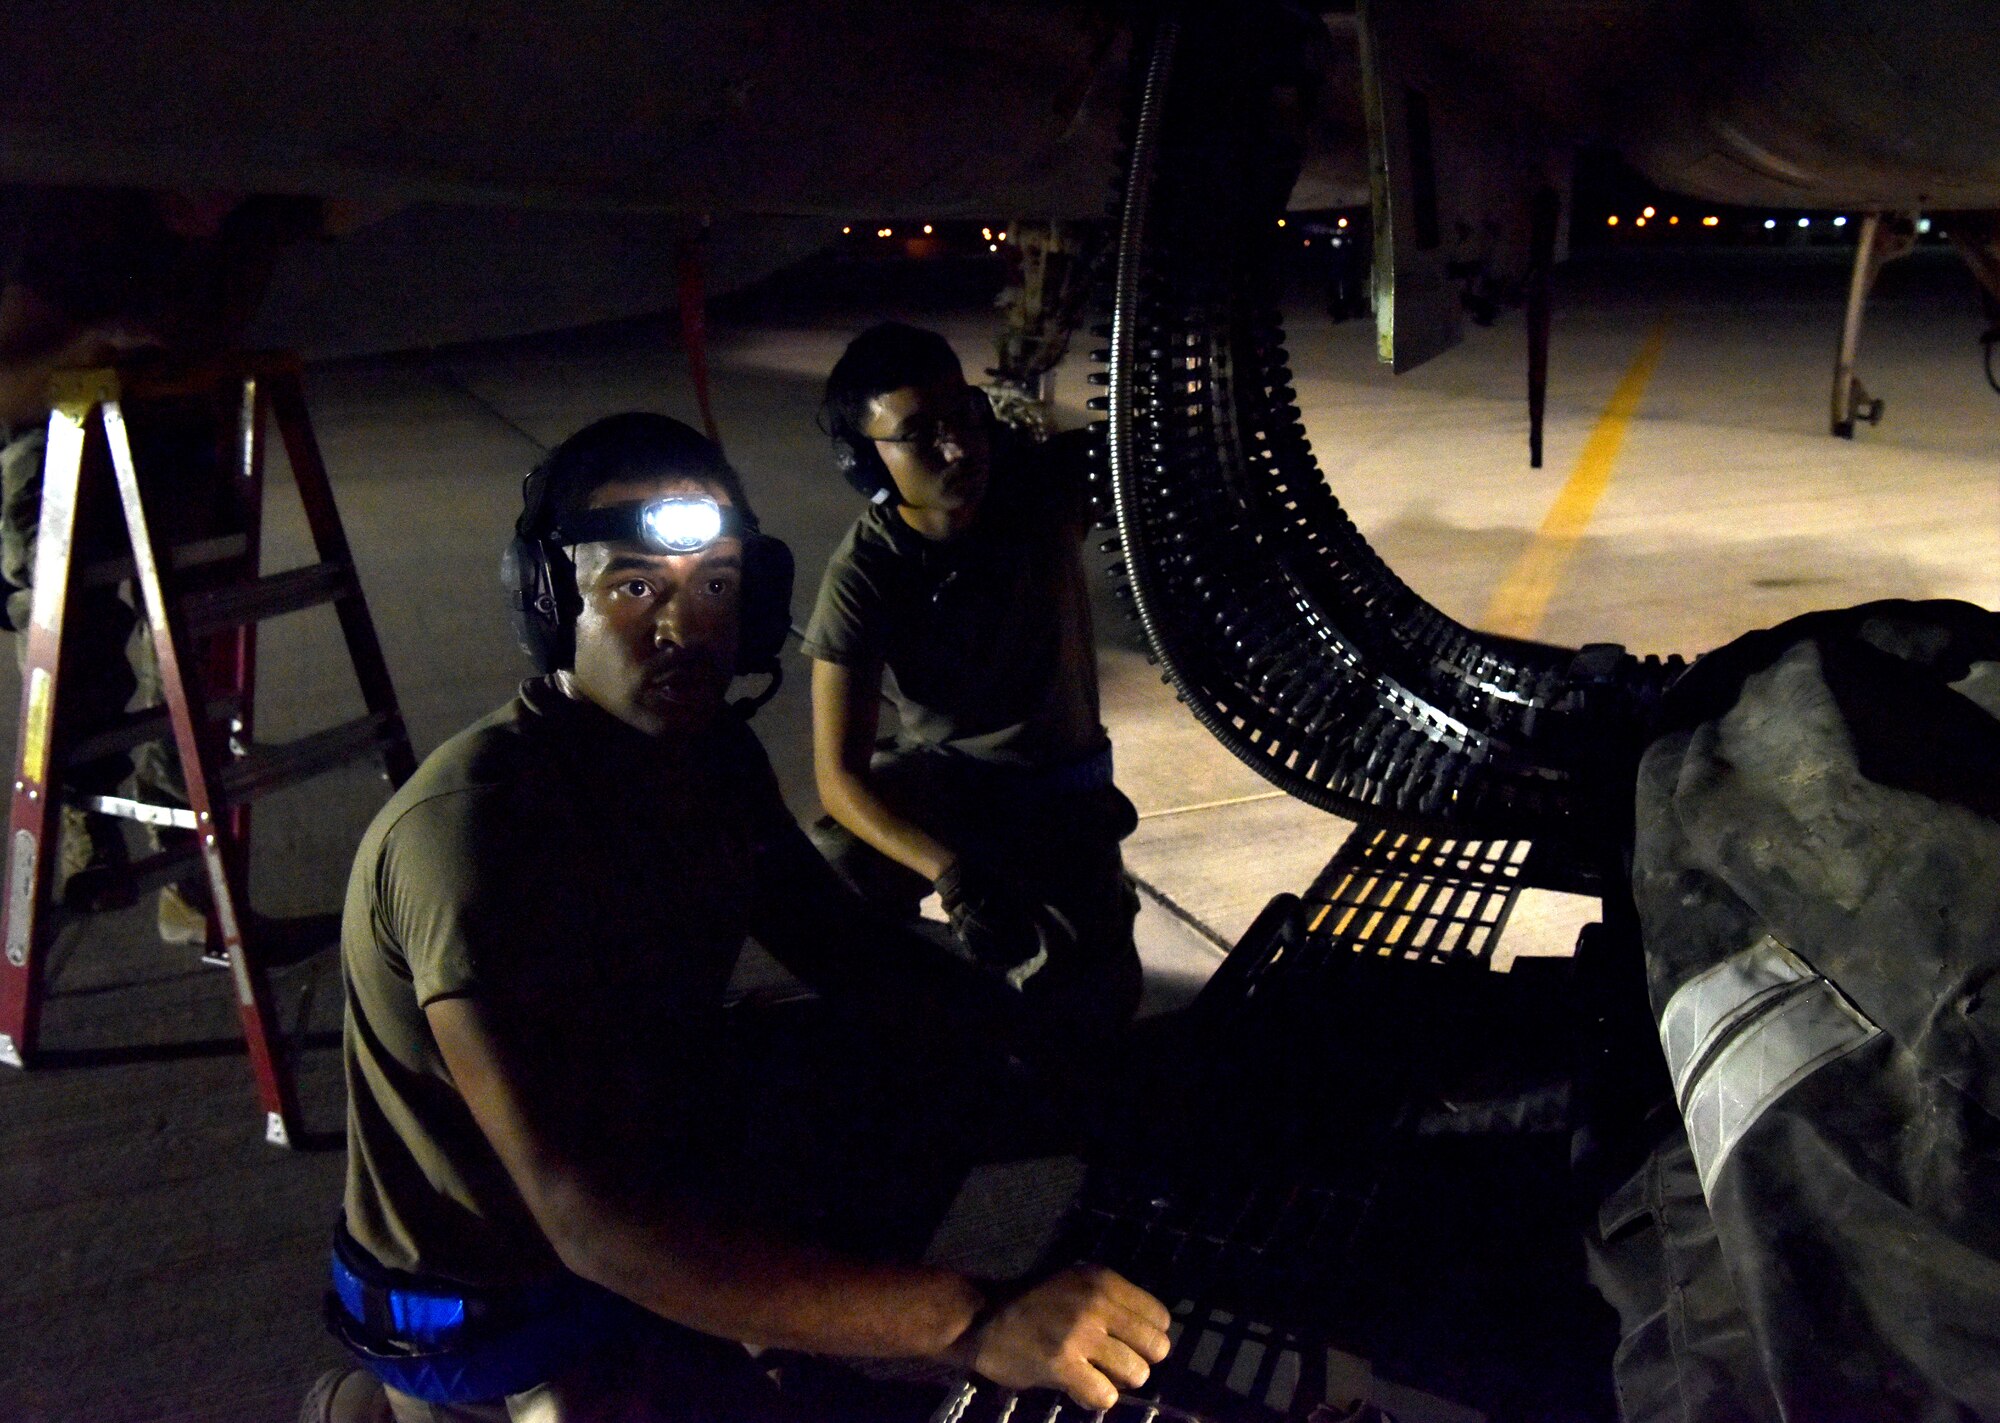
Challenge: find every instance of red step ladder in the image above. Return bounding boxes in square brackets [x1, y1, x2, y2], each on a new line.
[0, 353, 415, 1146]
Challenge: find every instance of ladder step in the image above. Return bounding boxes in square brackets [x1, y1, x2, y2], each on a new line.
[60, 696, 242, 771]
[180, 561, 356, 637]
[77, 533, 249, 590]
[71, 792, 198, 830]
[218, 711, 402, 805]
[59, 843, 204, 910]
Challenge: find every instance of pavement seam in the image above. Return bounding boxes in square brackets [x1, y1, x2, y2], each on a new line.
[1128, 870, 1232, 956]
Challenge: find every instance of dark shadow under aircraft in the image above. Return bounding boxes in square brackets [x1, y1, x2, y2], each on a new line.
[3, 4, 1998, 1420]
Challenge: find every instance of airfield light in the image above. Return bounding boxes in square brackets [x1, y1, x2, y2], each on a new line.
[922, 224, 933, 234]
[1277, 218, 1287, 228]
[1764, 219, 1777, 230]
[1834, 216, 1847, 227]
[1918, 217, 1933, 233]
[1643, 206, 1656, 218]
[1635, 217, 1647, 227]
[998, 231, 1007, 242]
[1607, 215, 1618, 226]
[989, 243, 998, 252]
[1798, 217, 1810, 228]
[1703, 216, 1720, 227]
[1669, 215, 1679, 225]
[842, 226, 851, 235]
[981, 226, 992, 239]
[1303, 238, 1311, 246]
[1337, 217, 1349, 228]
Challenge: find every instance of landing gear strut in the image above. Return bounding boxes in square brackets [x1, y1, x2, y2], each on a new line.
[1831, 211, 1914, 439]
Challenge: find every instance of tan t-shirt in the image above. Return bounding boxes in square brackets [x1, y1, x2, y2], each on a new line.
[339, 677, 792, 1288]
[800, 437, 1105, 769]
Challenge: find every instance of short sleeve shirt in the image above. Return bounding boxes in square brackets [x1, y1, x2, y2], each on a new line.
[340, 678, 793, 1288]
[800, 440, 1105, 769]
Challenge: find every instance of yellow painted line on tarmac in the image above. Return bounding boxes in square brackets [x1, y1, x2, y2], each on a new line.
[1481, 321, 1668, 639]
[1135, 789, 1287, 820]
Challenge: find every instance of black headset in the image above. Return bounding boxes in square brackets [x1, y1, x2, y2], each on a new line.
[501, 454, 795, 710]
[824, 409, 901, 506]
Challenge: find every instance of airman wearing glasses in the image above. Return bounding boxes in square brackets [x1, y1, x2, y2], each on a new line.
[803, 322, 1143, 1043]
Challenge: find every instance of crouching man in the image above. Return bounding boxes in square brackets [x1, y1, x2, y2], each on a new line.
[309, 414, 1170, 1421]
[806, 324, 1143, 1040]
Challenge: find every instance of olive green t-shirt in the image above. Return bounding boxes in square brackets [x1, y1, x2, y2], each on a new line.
[340, 677, 792, 1288]
[800, 441, 1105, 768]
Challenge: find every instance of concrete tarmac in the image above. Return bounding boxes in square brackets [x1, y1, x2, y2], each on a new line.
[0, 244, 1994, 1419]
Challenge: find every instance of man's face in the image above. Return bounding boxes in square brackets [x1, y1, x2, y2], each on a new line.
[860, 373, 992, 516]
[566, 473, 743, 738]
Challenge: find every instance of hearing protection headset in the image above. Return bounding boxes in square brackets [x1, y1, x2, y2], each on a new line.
[501, 451, 795, 708]
[824, 409, 900, 506]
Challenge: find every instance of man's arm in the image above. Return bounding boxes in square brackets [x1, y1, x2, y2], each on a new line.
[426, 994, 1172, 1404]
[747, 817, 1022, 1044]
[812, 654, 956, 881]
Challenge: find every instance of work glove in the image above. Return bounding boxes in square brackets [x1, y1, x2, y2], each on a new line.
[934, 859, 1071, 991]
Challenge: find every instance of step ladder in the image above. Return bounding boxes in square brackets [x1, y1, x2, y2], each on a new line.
[0, 352, 416, 1146]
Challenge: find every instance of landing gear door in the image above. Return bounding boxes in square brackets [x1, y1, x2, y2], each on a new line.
[1359, 0, 1570, 374]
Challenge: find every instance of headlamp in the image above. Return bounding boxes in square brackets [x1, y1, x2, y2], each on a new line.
[642, 495, 726, 552]
[554, 494, 744, 554]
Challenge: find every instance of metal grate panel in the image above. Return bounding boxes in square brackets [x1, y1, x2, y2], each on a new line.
[1301, 829, 1531, 968]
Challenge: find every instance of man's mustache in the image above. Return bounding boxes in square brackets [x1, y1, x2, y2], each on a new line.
[641, 647, 724, 683]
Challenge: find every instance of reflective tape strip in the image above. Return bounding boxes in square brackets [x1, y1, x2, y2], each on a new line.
[1659, 935, 1880, 1195]
[1659, 934, 1812, 1100]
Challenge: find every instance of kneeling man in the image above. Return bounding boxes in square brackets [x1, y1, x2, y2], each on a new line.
[316, 414, 1169, 1421]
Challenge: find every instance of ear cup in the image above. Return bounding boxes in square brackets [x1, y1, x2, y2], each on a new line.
[502, 458, 578, 673]
[737, 532, 795, 674]
[500, 534, 576, 674]
[832, 431, 896, 504]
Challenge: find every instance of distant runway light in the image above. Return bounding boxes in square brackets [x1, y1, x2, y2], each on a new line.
[1336, 217, 1349, 228]
[1764, 219, 1777, 230]
[1636, 217, 1647, 227]
[1918, 218, 1933, 233]
[1643, 206, 1656, 218]
[1303, 238, 1310, 246]
[1277, 218, 1287, 228]
[922, 224, 933, 235]
[1797, 217, 1810, 228]
[842, 225, 851, 234]
[988, 242, 998, 252]
[1833, 216, 1848, 227]
[981, 226, 992, 240]
[1669, 215, 1679, 225]
[1607, 215, 1619, 227]
[998, 231, 1007, 242]
[1703, 216, 1720, 227]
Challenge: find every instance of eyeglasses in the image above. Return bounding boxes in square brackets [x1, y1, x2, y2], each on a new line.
[867, 387, 991, 453]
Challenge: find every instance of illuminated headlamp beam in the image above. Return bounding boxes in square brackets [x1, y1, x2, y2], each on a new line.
[642, 496, 725, 552]
[553, 495, 742, 553]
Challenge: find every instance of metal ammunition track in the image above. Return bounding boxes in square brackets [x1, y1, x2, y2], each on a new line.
[1094, 7, 1681, 835]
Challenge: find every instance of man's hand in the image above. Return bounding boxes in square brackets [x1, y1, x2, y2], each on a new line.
[966, 1264, 1174, 1409]
[935, 859, 1068, 987]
